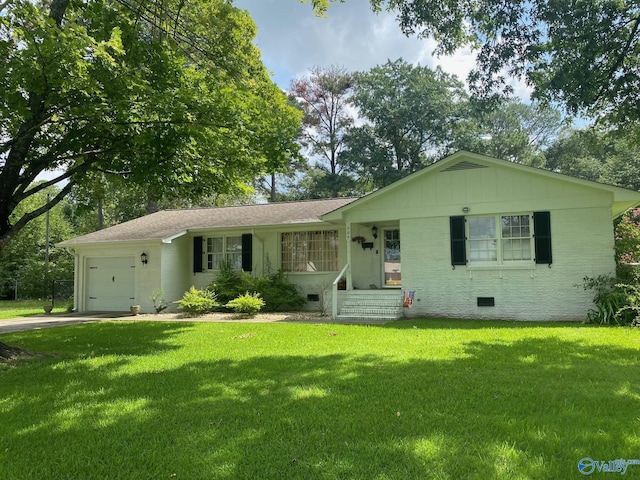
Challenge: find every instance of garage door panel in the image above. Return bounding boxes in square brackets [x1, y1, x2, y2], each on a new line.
[86, 257, 135, 311]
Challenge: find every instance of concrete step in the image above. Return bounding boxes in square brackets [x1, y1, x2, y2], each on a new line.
[334, 315, 396, 325]
[339, 306, 403, 316]
[343, 297, 402, 307]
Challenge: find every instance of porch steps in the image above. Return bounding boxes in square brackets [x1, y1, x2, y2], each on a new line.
[336, 290, 404, 324]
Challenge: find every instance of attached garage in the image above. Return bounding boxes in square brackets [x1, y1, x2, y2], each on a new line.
[86, 257, 136, 311]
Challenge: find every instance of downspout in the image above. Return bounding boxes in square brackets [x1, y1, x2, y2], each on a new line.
[73, 249, 80, 312]
[251, 229, 265, 277]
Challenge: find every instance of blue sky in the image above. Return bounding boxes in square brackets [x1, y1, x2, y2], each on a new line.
[234, 0, 530, 99]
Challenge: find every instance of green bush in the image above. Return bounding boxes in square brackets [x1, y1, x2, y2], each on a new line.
[174, 286, 218, 315]
[225, 292, 265, 315]
[582, 275, 637, 325]
[249, 269, 305, 312]
[150, 289, 167, 313]
[208, 260, 305, 312]
[210, 261, 246, 306]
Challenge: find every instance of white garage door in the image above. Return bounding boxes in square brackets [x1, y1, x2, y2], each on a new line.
[86, 257, 135, 311]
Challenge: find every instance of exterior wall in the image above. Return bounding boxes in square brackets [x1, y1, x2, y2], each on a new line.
[160, 235, 191, 312]
[188, 225, 348, 312]
[400, 208, 614, 322]
[73, 242, 161, 313]
[341, 159, 619, 321]
[349, 223, 382, 289]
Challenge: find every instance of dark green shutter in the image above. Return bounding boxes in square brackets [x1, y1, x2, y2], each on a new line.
[193, 236, 203, 273]
[450, 216, 467, 266]
[533, 211, 552, 264]
[241, 233, 253, 272]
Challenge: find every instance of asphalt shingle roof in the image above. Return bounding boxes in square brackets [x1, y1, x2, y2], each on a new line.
[59, 197, 356, 246]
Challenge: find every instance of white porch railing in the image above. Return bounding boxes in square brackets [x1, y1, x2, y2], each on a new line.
[332, 263, 350, 319]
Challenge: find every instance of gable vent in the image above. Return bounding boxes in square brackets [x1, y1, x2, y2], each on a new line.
[441, 161, 488, 172]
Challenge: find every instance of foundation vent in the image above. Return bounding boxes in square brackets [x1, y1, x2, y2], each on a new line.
[477, 297, 495, 307]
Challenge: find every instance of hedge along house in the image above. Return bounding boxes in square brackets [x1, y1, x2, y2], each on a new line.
[59, 151, 640, 322]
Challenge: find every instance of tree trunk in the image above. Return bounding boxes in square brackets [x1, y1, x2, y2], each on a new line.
[0, 342, 36, 362]
[270, 172, 277, 202]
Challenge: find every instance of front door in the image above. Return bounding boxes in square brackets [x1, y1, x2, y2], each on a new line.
[383, 229, 401, 287]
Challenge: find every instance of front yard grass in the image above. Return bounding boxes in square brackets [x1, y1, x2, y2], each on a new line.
[1, 319, 639, 479]
[0, 300, 67, 320]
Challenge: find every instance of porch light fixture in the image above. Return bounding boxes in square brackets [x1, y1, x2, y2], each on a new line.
[371, 225, 378, 239]
[462, 206, 470, 213]
[140, 252, 148, 265]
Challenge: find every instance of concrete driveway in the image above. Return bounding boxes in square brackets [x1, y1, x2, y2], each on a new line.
[0, 311, 327, 334]
[0, 312, 132, 334]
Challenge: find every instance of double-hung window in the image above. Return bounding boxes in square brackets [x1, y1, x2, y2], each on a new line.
[281, 230, 339, 272]
[207, 236, 242, 270]
[468, 215, 532, 263]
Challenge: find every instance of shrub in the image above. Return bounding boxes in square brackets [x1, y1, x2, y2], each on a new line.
[615, 208, 640, 283]
[582, 275, 637, 325]
[208, 259, 305, 312]
[150, 289, 167, 313]
[225, 292, 265, 315]
[64, 295, 74, 313]
[174, 286, 218, 315]
[250, 269, 305, 312]
[210, 261, 246, 306]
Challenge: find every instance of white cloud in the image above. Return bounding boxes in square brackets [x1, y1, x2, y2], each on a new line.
[235, 0, 531, 100]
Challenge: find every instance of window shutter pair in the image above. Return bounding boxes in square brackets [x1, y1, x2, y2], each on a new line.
[448, 212, 552, 266]
[193, 234, 253, 272]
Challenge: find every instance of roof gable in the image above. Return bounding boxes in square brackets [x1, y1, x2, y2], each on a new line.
[322, 151, 640, 221]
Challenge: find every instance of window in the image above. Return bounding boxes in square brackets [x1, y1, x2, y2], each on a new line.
[469, 215, 532, 263]
[449, 212, 551, 267]
[468, 217, 497, 261]
[226, 236, 242, 269]
[207, 236, 242, 270]
[207, 237, 223, 270]
[281, 230, 339, 272]
[501, 215, 531, 261]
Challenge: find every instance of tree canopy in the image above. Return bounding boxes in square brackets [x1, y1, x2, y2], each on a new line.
[0, 0, 301, 252]
[343, 59, 467, 189]
[367, 0, 639, 127]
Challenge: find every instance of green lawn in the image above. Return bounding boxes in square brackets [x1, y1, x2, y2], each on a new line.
[1, 319, 639, 479]
[0, 300, 67, 320]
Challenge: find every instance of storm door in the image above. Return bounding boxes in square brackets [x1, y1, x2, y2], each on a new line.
[383, 229, 401, 286]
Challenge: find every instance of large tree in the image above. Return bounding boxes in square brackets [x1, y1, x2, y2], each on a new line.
[366, 0, 640, 126]
[0, 0, 301, 252]
[450, 99, 567, 167]
[289, 65, 355, 175]
[546, 127, 640, 191]
[342, 59, 467, 189]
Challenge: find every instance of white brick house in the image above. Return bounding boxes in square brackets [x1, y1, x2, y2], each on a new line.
[59, 151, 640, 322]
